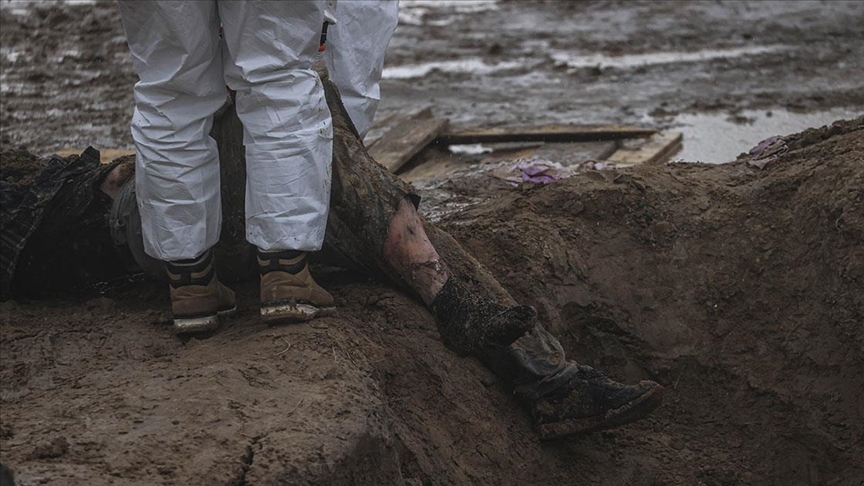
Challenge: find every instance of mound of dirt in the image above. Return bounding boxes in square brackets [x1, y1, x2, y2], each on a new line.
[439, 117, 864, 484]
[1, 119, 862, 485]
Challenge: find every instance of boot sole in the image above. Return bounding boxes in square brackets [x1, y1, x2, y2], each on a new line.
[537, 384, 665, 440]
[173, 306, 236, 335]
[261, 303, 335, 324]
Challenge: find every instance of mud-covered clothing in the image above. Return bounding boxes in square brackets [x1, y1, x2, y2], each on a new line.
[0, 148, 127, 298]
[110, 170, 577, 400]
[118, 0, 334, 261]
[112, 177, 578, 399]
[110, 75, 580, 400]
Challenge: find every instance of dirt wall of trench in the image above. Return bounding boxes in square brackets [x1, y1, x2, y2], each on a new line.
[1, 119, 862, 485]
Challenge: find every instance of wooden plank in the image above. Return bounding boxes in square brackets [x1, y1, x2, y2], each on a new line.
[437, 124, 656, 145]
[530, 141, 620, 166]
[364, 104, 434, 150]
[605, 131, 682, 167]
[369, 116, 449, 173]
[362, 113, 396, 149]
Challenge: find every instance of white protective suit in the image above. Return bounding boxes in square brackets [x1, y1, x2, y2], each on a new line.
[118, 1, 333, 261]
[325, 0, 399, 138]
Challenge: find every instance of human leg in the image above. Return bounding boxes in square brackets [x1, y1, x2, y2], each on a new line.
[218, 0, 334, 322]
[118, 0, 228, 261]
[320, 70, 533, 355]
[324, 0, 399, 138]
[219, 0, 332, 253]
[118, 0, 235, 333]
[317, 71, 663, 436]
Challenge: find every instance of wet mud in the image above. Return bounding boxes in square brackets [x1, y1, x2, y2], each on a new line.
[2, 1, 864, 485]
[1, 1, 863, 157]
[2, 119, 862, 485]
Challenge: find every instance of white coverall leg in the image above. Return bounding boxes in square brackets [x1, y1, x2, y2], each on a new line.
[119, 1, 332, 261]
[119, 1, 226, 261]
[324, 0, 399, 138]
[220, 1, 333, 253]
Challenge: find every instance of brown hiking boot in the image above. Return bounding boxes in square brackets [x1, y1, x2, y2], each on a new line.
[258, 249, 335, 324]
[532, 364, 664, 440]
[166, 251, 236, 335]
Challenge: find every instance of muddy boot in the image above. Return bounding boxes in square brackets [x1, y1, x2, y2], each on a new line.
[166, 251, 236, 335]
[258, 249, 335, 324]
[430, 278, 535, 356]
[532, 364, 664, 440]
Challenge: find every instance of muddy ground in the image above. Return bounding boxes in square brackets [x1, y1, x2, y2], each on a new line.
[2, 118, 862, 485]
[0, 1, 862, 156]
[1, 1, 864, 485]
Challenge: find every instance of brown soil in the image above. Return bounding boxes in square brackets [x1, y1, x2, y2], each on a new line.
[2, 119, 862, 485]
[0, 150, 44, 186]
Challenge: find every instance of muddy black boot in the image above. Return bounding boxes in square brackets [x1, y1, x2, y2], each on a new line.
[258, 249, 335, 324]
[532, 364, 664, 440]
[166, 250, 236, 335]
[430, 278, 535, 356]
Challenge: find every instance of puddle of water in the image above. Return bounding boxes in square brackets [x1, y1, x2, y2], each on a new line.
[449, 144, 492, 155]
[0, 79, 29, 95]
[671, 108, 862, 163]
[400, 0, 498, 13]
[398, 0, 499, 26]
[0, 0, 98, 17]
[552, 45, 788, 71]
[0, 47, 25, 63]
[397, 6, 429, 26]
[383, 58, 528, 80]
[0, 0, 96, 9]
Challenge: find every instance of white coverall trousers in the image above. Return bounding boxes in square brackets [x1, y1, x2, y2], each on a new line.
[325, 0, 399, 139]
[118, 1, 333, 261]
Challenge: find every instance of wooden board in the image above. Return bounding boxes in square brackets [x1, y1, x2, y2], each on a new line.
[530, 141, 619, 166]
[368, 117, 450, 173]
[605, 131, 682, 167]
[437, 124, 656, 145]
[364, 104, 434, 150]
[399, 140, 620, 185]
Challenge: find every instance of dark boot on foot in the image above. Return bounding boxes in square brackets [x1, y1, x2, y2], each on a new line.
[532, 364, 664, 440]
[166, 251, 236, 335]
[430, 278, 535, 356]
[258, 249, 335, 324]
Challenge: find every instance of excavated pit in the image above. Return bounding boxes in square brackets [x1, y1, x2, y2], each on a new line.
[1, 119, 862, 485]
